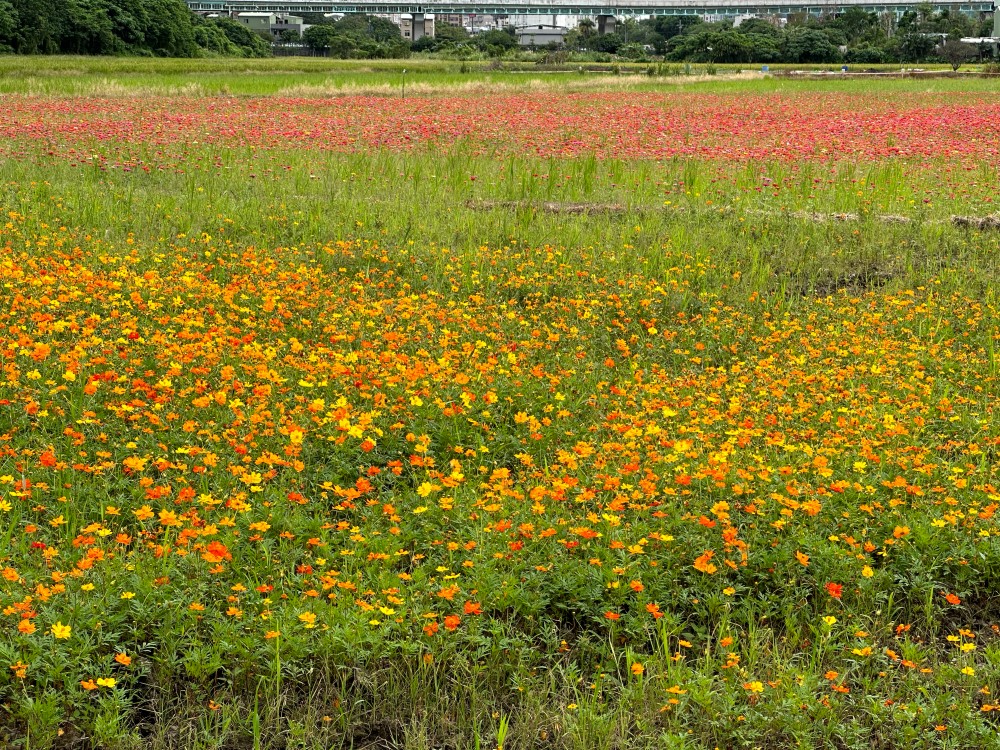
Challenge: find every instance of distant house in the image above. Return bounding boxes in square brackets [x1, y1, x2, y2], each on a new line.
[236, 12, 276, 34]
[515, 24, 567, 47]
[271, 14, 305, 38]
[400, 14, 436, 41]
[236, 12, 304, 38]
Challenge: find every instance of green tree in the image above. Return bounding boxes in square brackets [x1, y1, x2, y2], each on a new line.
[834, 8, 879, 43]
[975, 13, 996, 36]
[566, 18, 596, 51]
[476, 27, 517, 54]
[938, 38, 976, 69]
[140, 0, 198, 55]
[60, 0, 119, 54]
[192, 14, 241, 55]
[10, 0, 70, 53]
[914, 2, 935, 25]
[365, 15, 402, 42]
[745, 32, 781, 62]
[896, 9, 918, 31]
[845, 43, 889, 63]
[327, 33, 359, 57]
[781, 27, 841, 62]
[737, 18, 780, 38]
[103, 0, 150, 50]
[410, 34, 436, 52]
[435, 23, 470, 45]
[332, 14, 401, 43]
[667, 27, 745, 61]
[302, 23, 339, 51]
[3, 0, 271, 55]
[212, 17, 271, 56]
[648, 15, 702, 41]
[591, 31, 623, 53]
[0, 0, 18, 50]
[897, 29, 936, 60]
[618, 42, 648, 60]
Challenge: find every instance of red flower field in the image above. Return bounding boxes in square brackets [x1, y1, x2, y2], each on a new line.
[4, 91, 1000, 163]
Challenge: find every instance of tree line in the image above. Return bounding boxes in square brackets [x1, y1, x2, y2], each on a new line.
[568, 5, 995, 64]
[292, 13, 410, 58]
[277, 14, 519, 58]
[300, 5, 996, 65]
[0, 0, 994, 62]
[0, 0, 271, 55]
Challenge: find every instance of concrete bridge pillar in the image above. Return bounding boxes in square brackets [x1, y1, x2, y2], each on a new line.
[412, 12, 426, 40]
[597, 14, 616, 35]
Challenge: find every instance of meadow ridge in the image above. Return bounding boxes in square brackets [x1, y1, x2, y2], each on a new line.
[1, 64, 1000, 750]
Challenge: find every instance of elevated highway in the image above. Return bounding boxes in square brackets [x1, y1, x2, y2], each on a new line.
[187, 0, 995, 15]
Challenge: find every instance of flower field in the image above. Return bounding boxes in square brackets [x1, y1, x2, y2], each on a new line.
[2, 68, 1000, 749]
[4, 90, 1000, 165]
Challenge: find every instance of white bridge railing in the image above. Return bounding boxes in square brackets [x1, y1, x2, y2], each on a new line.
[187, 0, 995, 12]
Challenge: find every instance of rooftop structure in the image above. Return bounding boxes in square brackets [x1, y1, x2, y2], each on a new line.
[514, 22, 569, 43]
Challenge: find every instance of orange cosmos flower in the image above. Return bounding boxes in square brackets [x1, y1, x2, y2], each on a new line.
[693, 550, 717, 574]
[202, 541, 231, 563]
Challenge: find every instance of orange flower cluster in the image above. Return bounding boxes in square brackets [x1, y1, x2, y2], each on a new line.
[0, 180, 997, 726]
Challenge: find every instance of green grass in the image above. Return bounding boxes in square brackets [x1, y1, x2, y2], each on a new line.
[4, 144, 997, 300]
[0, 55, 988, 96]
